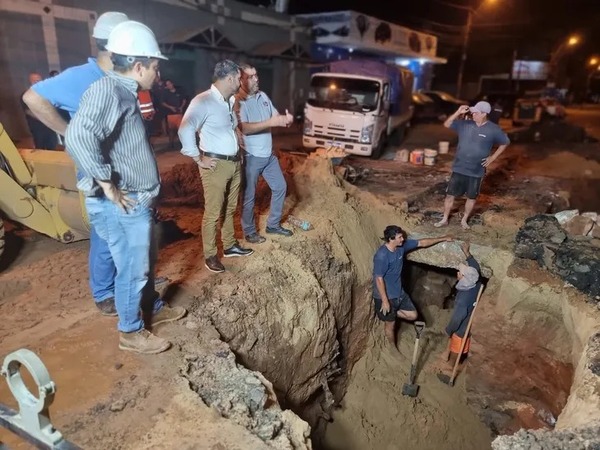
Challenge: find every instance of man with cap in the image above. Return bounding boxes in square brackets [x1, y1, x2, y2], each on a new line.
[434, 101, 510, 230]
[439, 241, 482, 368]
[22, 12, 169, 316]
[66, 21, 186, 354]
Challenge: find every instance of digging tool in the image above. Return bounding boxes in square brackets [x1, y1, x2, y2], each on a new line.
[438, 284, 485, 387]
[402, 320, 426, 397]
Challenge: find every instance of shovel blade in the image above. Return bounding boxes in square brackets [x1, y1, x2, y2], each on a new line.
[402, 383, 419, 397]
[436, 373, 454, 386]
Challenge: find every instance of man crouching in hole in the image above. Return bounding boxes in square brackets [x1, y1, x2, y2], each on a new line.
[373, 225, 452, 350]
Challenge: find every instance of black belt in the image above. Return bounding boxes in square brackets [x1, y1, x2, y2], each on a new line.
[201, 151, 239, 162]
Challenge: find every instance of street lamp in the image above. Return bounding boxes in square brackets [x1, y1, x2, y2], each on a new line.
[454, 0, 498, 98]
[549, 34, 581, 84]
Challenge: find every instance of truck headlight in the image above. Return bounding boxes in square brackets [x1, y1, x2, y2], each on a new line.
[360, 124, 374, 144]
[304, 118, 313, 135]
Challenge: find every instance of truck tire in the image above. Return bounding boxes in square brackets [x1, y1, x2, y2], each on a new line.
[370, 134, 387, 159]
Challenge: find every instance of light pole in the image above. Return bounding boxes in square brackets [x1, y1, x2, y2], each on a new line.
[456, 8, 473, 98]
[549, 35, 580, 84]
[586, 58, 600, 98]
[451, 0, 497, 98]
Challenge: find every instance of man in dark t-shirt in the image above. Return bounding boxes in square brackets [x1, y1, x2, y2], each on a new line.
[373, 225, 452, 350]
[434, 101, 510, 230]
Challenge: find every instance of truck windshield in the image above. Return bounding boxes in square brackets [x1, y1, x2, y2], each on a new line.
[307, 76, 380, 112]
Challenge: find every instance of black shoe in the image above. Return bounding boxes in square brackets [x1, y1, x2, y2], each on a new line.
[266, 226, 294, 237]
[96, 297, 117, 316]
[245, 233, 266, 244]
[205, 256, 225, 273]
[223, 244, 254, 258]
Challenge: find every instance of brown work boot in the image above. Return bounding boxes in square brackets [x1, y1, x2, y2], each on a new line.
[151, 305, 187, 327]
[118, 329, 171, 354]
[205, 255, 225, 273]
[155, 276, 170, 298]
[96, 297, 117, 316]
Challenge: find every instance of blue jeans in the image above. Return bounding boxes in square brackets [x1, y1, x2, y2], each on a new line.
[89, 227, 116, 303]
[85, 196, 163, 332]
[241, 154, 287, 235]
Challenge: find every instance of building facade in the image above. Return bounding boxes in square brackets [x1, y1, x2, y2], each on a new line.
[0, 0, 311, 139]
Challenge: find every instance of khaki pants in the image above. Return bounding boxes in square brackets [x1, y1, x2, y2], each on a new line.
[200, 160, 241, 258]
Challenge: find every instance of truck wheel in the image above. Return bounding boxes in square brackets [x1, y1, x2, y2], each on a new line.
[370, 134, 386, 159]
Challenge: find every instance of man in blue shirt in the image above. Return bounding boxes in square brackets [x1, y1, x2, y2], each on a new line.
[22, 12, 166, 315]
[434, 101, 510, 230]
[235, 63, 294, 243]
[373, 225, 452, 349]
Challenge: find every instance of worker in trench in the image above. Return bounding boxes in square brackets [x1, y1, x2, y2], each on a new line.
[372, 225, 452, 350]
[438, 241, 482, 372]
[434, 101, 510, 230]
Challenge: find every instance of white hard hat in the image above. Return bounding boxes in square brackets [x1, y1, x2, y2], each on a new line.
[106, 21, 168, 60]
[92, 12, 129, 39]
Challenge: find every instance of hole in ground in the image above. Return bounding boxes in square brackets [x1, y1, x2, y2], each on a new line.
[319, 261, 574, 450]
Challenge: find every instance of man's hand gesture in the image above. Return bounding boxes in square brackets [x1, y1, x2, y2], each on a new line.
[98, 181, 136, 213]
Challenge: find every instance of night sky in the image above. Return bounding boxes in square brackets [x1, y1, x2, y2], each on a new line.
[240, 0, 600, 84]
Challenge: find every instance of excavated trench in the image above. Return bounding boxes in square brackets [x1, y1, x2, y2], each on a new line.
[158, 155, 600, 449]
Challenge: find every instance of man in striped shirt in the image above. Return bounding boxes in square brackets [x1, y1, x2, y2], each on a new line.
[66, 21, 185, 354]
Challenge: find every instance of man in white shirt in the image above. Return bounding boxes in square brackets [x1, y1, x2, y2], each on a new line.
[178, 60, 253, 273]
[235, 63, 294, 244]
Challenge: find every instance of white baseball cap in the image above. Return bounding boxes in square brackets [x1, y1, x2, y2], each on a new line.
[470, 101, 491, 114]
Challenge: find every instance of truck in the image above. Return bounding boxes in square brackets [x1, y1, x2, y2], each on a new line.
[302, 59, 414, 159]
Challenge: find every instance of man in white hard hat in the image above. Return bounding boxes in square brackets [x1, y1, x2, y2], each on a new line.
[434, 101, 510, 230]
[66, 21, 186, 354]
[22, 12, 169, 316]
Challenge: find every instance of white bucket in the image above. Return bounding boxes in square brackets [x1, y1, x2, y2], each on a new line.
[424, 155, 436, 166]
[395, 149, 410, 162]
[424, 148, 438, 157]
[439, 141, 450, 154]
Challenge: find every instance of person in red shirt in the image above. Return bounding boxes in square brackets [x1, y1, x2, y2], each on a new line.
[138, 89, 155, 138]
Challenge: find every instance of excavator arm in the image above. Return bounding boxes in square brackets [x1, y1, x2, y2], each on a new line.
[0, 122, 89, 248]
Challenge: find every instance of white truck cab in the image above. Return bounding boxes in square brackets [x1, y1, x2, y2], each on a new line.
[302, 62, 414, 159]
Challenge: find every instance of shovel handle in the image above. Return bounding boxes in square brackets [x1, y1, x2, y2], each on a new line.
[448, 284, 484, 386]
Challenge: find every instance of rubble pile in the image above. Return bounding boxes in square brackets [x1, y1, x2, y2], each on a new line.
[515, 212, 600, 300]
[492, 422, 600, 450]
[180, 317, 312, 449]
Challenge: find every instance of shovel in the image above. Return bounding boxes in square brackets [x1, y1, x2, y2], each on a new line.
[402, 320, 426, 397]
[438, 284, 484, 387]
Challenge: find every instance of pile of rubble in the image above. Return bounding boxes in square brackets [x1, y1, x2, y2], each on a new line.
[515, 210, 600, 300]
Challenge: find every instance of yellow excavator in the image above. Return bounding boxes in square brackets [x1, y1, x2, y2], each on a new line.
[0, 122, 89, 262]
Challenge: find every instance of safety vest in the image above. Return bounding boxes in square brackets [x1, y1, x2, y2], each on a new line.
[137, 90, 155, 120]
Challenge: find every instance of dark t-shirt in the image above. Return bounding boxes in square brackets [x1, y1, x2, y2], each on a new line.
[161, 89, 183, 110]
[372, 239, 419, 299]
[450, 120, 510, 178]
[445, 255, 482, 338]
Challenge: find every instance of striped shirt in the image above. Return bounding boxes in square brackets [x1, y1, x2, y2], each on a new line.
[65, 71, 160, 208]
[179, 84, 238, 158]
